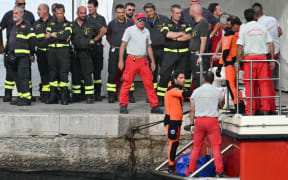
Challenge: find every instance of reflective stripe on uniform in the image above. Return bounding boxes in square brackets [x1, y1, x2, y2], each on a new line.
[16, 33, 35, 40]
[46, 27, 52, 31]
[37, 47, 47, 51]
[59, 81, 69, 87]
[49, 81, 58, 87]
[15, 49, 30, 54]
[106, 83, 117, 92]
[160, 27, 169, 32]
[42, 84, 50, 92]
[22, 92, 31, 100]
[185, 27, 192, 32]
[36, 33, 45, 38]
[48, 44, 70, 48]
[157, 92, 165, 97]
[65, 27, 72, 33]
[85, 85, 94, 95]
[94, 80, 102, 84]
[153, 83, 158, 89]
[130, 83, 135, 91]
[164, 48, 189, 53]
[4, 80, 15, 90]
[157, 86, 167, 92]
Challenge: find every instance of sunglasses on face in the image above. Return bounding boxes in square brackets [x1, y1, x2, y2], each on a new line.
[137, 18, 146, 22]
[17, 3, 26, 6]
[128, 9, 135, 12]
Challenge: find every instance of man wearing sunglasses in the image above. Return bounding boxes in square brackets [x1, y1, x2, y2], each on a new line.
[124, 2, 136, 24]
[0, 0, 35, 102]
[143, 3, 169, 95]
[157, 4, 192, 106]
[118, 13, 163, 114]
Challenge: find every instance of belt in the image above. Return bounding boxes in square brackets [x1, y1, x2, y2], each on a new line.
[164, 48, 189, 53]
[48, 44, 70, 48]
[111, 46, 120, 49]
[128, 55, 146, 58]
[190, 51, 199, 54]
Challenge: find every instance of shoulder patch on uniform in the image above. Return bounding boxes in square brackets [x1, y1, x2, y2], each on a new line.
[168, 24, 173, 27]
[30, 27, 34, 31]
[224, 39, 228, 45]
[36, 24, 41, 28]
[51, 22, 55, 25]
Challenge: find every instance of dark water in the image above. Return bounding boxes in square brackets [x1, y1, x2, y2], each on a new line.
[0, 170, 170, 180]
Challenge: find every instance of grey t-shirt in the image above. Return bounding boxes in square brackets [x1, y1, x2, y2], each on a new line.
[122, 25, 152, 56]
[189, 18, 211, 52]
[190, 84, 223, 117]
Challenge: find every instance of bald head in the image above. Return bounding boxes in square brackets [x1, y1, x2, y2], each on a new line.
[37, 4, 49, 19]
[190, 4, 202, 17]
[189, 0, 199, 6]
[77, 6, 87, 21]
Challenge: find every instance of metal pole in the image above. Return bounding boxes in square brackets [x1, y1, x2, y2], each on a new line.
[250, 61, 253, 116]
[236, 63, 239, 115]
[226, 84, 230, 110]
[278, 61, 282, 115]
[72, 0, 75, 21]
[199, 55, 203, 85]
[189, 144, 234, 177]
[155, 140, 194, 171]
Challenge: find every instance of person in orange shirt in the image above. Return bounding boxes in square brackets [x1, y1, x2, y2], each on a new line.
[216, 16, 246, 114]
[164, 72, 193, 174]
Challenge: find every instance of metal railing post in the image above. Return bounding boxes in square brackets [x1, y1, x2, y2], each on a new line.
[278, 61, 282, 115]
[199, 55, 203, 85]
[250, 61, 253, 116]
[236, 63, 239, 114]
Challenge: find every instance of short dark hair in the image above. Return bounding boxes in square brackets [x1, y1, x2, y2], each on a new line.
[171, 72, 184, 85]
[171, 4, 181, 12]
[115, 4, 124, 10]
[230, 16, 242, 26]
[208, 3, 219, 13]
[143, 3, 156, 10]
[203, 71, 214, 84]
[55, 4, 65, 13]
[125, 2, 135, 8]
[244, 8, 255, 22]
[51, 3, 58, 11]
[88, 0, 98, 7]
[252, 2, 263, 10]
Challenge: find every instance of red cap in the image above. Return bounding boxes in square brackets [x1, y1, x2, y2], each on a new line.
[135, 13, 146, 19]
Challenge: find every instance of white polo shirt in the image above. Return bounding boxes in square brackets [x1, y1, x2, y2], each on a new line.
[237, 21, 273, 55]
[190, 84, 223, 117]
[257, 15, 280, 54]
[122, 25, 152, 56]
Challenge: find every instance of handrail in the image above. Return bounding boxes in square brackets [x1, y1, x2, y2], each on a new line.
[189, 144, 234, 177]
[236, 59, 281, 115]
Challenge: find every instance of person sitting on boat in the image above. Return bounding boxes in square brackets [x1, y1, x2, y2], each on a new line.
[188, 71, 225, 178]
[164, 72, 193, 174]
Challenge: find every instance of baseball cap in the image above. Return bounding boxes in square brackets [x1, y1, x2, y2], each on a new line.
[135, 13, 146, 19]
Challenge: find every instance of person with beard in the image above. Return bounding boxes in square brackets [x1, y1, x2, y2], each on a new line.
[71, 6, 106, 104]
[106, 4, 134, 103]
[5, 6, 35, 106]
[0, 0, 35, 102]
[125, 2, 136, 24]
[164, 72, 192, 174]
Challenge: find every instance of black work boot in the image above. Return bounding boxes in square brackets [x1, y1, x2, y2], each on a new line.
[3, 89, 12, 102]
[86, 94, 94, 104]
[129, 91, 135, 103]
[71, 94, 82, 103]
[168, 165, 175, 174]
[60, 87, 70, 105]
[239, 103, 246, 115]
[151, 106, 164, 114]
[158, 96, 164, 107]
[94, 84, 102, 101]
[17, 98, 31, 106]
[10, 97, 21, 105]
[108, 92, 115, 103]
[120, 104, 128, 114]
[41, 92, 50, 103]
[215, 172, 225, 178]
[46, 87, 58, 104]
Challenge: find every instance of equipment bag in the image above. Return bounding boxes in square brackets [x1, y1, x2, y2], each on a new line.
[175, 153, 216, 177]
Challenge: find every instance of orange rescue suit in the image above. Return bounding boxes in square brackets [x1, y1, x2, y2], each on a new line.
[164, 84, 191, 168]
[220, 31, 243, 105]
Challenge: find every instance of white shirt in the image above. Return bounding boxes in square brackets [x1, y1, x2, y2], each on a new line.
[257, 15, 280, 54]
[190, 84, 223, 117]
[237, 21, 273, 55]
[122, 25, 152, 56]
